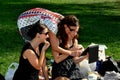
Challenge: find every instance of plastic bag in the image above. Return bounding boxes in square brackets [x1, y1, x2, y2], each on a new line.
[79, 59, 91, 78]
[5, 62, 19, 80]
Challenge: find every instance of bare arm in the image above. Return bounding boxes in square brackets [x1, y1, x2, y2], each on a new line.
[23, 41, 50, 70]
[50, 34, 69, 63]
[73, 54, 88, 64]
[39, 41, 50, 69]
[49, 31, 71, 54]
[49, 31, 78, 57]
[72, 39, 88, 64]
[52, 50, 69, 63]
[42, 59, 49, 80]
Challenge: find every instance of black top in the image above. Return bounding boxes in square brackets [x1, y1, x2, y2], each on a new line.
[52, 44, 83, 80]
[13, 42, 39, 80]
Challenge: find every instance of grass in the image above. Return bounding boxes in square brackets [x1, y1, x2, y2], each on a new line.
[0, 0, 120, 76]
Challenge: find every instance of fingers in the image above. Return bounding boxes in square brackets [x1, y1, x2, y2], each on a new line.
[44, 41, 50, 47]
[42, 41, 50, 51]
[71, 50, 82, 57]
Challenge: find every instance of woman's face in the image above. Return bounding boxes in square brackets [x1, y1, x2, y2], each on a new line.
[40, 28, 49, 42]
[67, 26, 79, 40]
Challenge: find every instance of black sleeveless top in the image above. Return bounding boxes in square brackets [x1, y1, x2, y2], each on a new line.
[52, 44, 83, 80]
[13, 42, 39, 80]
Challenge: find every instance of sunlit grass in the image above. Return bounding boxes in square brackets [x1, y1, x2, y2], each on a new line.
[0, 0, 120, 76]
[2, 0, 119, 4]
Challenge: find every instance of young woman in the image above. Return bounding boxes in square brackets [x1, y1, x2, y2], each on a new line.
[13, 20, 50, 80]
[52, 15, 88, 80]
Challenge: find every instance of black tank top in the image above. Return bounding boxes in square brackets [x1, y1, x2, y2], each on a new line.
[52, 43, 82, 80]
[13, 42, 39, 80]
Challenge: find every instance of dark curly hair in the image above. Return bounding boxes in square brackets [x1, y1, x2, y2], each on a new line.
[57, 15, 79, 48]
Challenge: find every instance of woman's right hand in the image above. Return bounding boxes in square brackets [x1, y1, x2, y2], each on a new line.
[42, 41, 50, 51]
[71, 50, 82, 57]
[69, 45, 84, 57]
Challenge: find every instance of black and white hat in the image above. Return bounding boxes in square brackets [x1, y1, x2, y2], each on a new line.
[17, 8, 63, 42]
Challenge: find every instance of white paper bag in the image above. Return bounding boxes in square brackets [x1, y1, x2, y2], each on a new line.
[5, 62, 19, 80]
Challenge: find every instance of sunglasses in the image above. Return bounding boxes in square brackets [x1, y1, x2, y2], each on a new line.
[42, 32, 49, 35]
[69, 28, 75, 31]
[40, 32, 49, 35]
[68, 27, 78, 32]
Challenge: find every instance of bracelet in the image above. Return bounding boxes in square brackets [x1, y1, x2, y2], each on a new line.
[39, 75, 45, 79]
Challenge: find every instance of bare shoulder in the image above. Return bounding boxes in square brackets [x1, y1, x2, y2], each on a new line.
[23, 49, 35, 59]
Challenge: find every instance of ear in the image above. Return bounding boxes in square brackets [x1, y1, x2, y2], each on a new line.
[36, 33, 41, 38]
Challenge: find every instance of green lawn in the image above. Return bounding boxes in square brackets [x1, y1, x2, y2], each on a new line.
[0, 0, 120, 76]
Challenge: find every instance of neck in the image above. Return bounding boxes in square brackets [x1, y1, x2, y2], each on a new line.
[30, 38, 42, 51]
[66, 40, 73, 48]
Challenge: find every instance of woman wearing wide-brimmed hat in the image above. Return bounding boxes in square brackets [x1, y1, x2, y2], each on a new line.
[13, 19, 50, 80]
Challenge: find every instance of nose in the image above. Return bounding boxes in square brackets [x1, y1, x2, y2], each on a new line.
[46, 34, 49, 38]
[73, 31, 77, 36]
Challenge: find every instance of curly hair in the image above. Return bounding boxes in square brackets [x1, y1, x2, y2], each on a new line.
[57, 15, 79, 48]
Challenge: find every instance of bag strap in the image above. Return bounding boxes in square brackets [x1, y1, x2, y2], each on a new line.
[8, 62, 19, 70]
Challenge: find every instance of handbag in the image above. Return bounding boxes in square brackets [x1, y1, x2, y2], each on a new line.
[5, 62, 19, 80]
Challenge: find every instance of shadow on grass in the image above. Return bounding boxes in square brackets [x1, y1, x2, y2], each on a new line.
[0, 1, 120, 45]
[0, 1, 120, 76]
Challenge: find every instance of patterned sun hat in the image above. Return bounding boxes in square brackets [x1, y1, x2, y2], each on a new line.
[17, 8, 63, 42]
